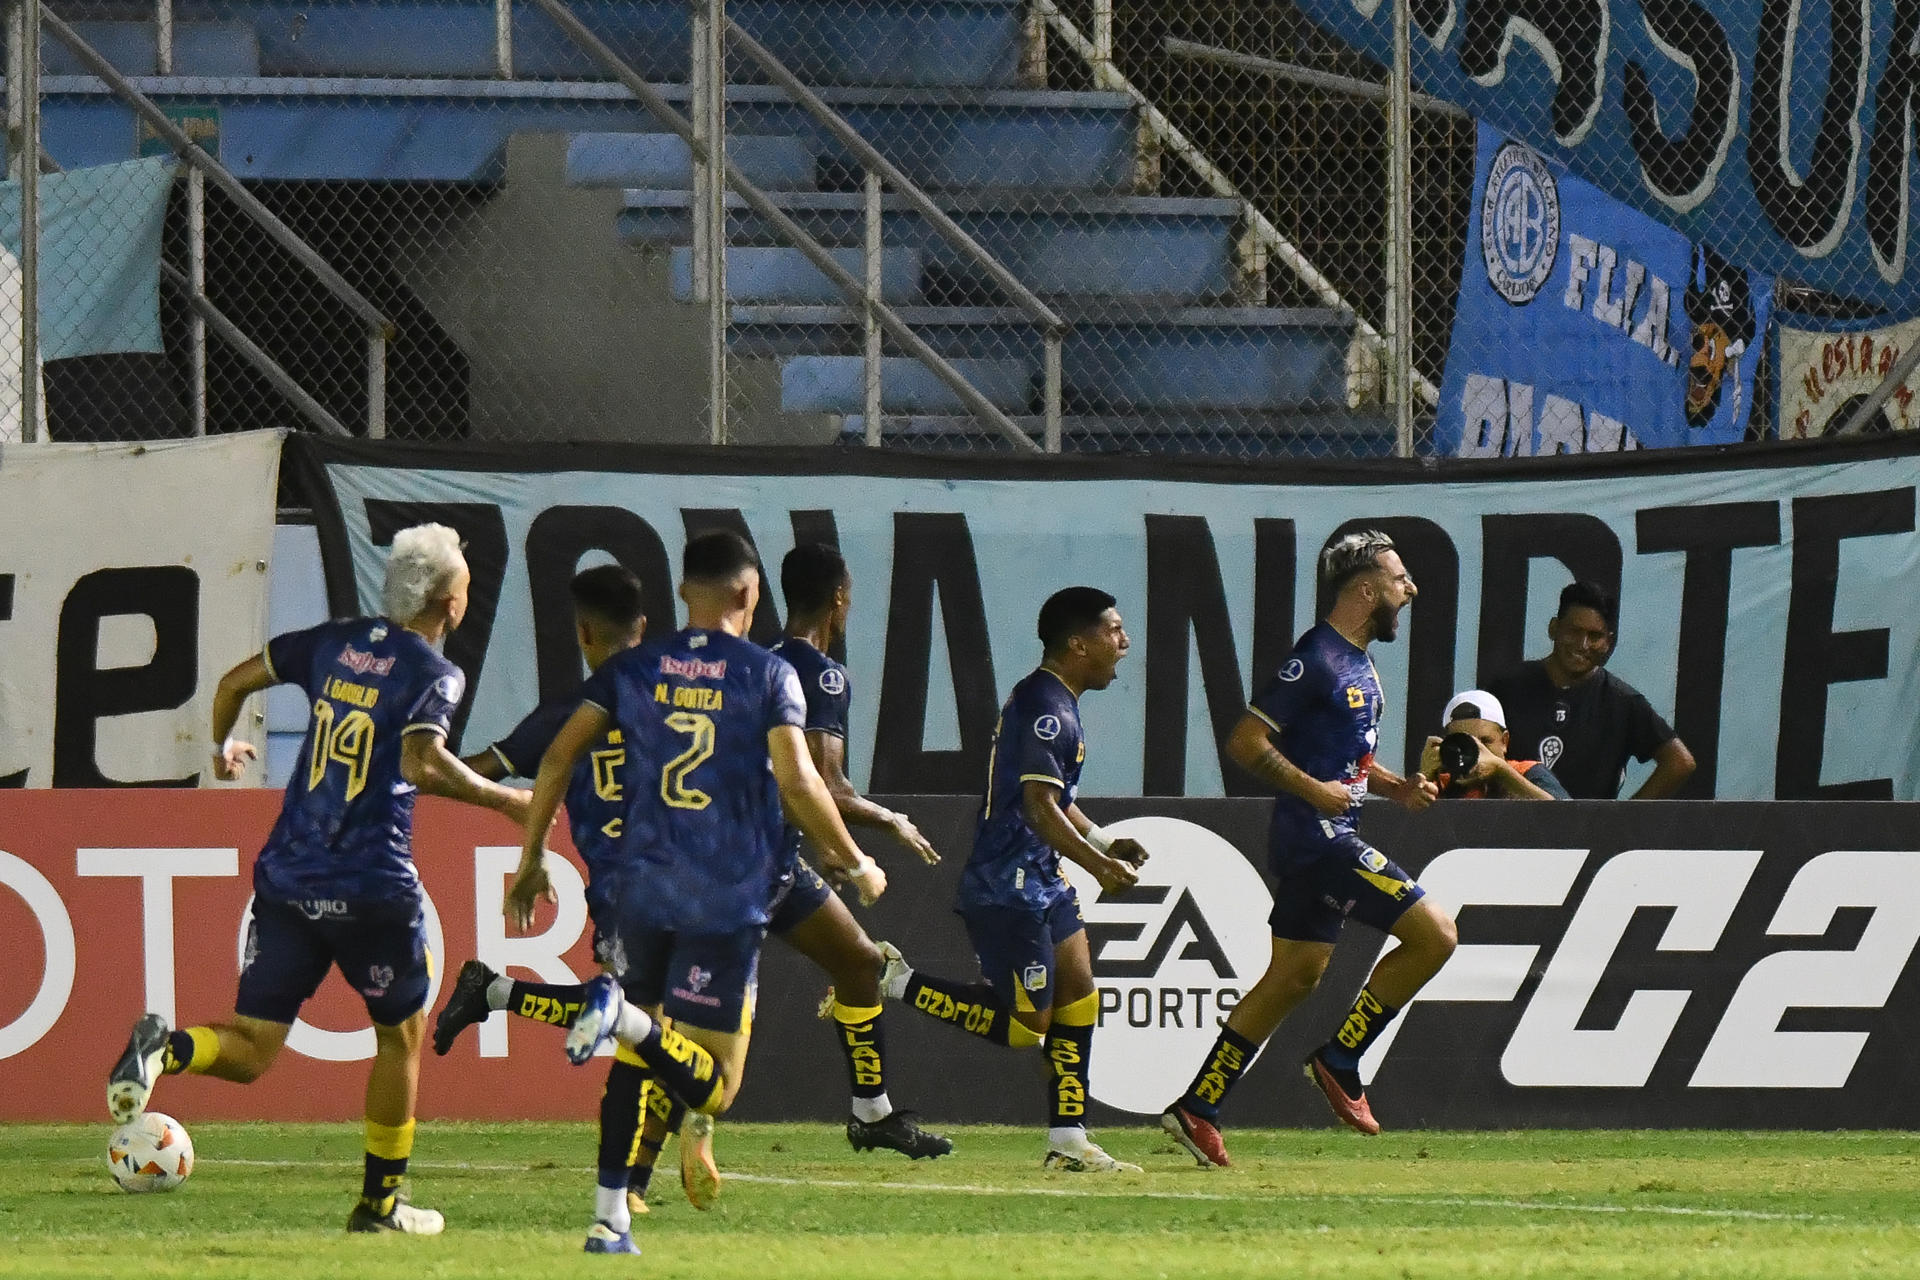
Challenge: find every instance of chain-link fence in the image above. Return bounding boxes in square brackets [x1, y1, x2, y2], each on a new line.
[10, 0, 1919, 456]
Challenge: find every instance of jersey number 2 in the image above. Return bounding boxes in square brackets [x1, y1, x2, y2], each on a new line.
[660, 711, 715, 810]
[308, 700, 375, 802]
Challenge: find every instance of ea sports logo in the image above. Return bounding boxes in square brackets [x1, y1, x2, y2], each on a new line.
[1060, 817, 1273, 1114]
[1481, 141, 1560, 305]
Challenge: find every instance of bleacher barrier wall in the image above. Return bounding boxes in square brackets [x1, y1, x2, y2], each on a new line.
[4, 790, 1917, 1125]
[18, 1, 1920, 455]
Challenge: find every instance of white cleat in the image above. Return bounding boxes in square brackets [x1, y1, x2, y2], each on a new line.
[347, 1197, 446, 1234]
[877, 941, 912, 1002]
[107, 1013, 170, 1124]
[1043, 1137, 1142, 1173]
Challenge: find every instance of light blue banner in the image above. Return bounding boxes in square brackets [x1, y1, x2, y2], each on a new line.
[1292, 0, 1919, 309]
[0, 157, 173, 358]
[1439, 123, 1769, 454]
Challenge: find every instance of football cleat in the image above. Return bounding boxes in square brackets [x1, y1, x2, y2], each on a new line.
[679, 1111, 721, 1211]
[1043, 1137, 1141, 1173]
[876, 941, 911, 1002]
[1303, 1050, 1381, 1136]
[1160, 1104, 1231, 1168]
[847, 1110, 953, 1159]
[432, 959, 498, 1056]
[625, 1190, 650, 1218]
[347, 1196, 445, 1235]
[107, 1013, 171, 1124]
[565, 975, 624, 1066]
[583, 1221, 642, 1255]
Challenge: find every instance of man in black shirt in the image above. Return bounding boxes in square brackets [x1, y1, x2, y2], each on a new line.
[1487, 582, 1696, 799]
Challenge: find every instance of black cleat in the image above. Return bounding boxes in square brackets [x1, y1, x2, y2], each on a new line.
[847, 1110, 953, 1159]
[433, 959, 498, 1056]
[108, 1013, 170, 1123]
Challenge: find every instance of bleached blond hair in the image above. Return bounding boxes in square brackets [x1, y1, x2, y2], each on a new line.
[1319, 528, 1396, 593]
[381, 523, 466, 623]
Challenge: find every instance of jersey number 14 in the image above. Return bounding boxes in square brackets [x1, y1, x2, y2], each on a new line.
[307, 700, 374, 802]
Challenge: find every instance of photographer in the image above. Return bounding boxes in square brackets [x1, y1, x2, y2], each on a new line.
[1419, 691, 1569, 800]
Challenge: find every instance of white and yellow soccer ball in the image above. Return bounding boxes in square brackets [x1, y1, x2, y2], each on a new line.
[107, 1112, 195, 1192]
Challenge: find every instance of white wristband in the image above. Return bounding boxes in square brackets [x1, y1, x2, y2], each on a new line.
[1084, 824, 1115, 854]
[847, 852, 879, 881]
[213, 735, 236, 757]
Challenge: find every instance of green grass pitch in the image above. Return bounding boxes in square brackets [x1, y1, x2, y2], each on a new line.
[7, 1122, 1918, 1278]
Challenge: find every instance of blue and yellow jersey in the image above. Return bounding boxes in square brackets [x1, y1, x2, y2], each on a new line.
[958, 667, 1085, 913]
[254, 617, 464, 902]
[489, 693, 628, 894]
[1250, 621, 1385, 865]
[580, 628, 807, 933]
[767, 635, 851, 875]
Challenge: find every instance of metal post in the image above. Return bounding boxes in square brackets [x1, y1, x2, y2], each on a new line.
[156, 0, 174, 73]
[1091, 0, 1112, 76]
[1042, 332, 1062, 452]
[18, 0, 40, 443]
[689, 1, 710, 306]
[1388, 0, 1414, 457]
[366, 328, 387, 437]
[862, 169, 882, 447]
[188, 165, 206, 434]
[494, 0, 513, 78]
[703, 0, 726, 443]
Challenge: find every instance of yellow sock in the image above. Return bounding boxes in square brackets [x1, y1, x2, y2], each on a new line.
[1055, 993, 1098, 1028]
[828, 999, 883, 1025]
[164, 1026, 222, 1076]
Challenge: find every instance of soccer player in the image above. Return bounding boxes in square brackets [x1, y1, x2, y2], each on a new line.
[427, 563, 658, 1253]
[619, 542, 949, 1204]
[1160, 530, 1456, 1168]
[106, 523, 532, 1234]
[880, 587, 1149, 1172]
[508, 531, 886, 1238]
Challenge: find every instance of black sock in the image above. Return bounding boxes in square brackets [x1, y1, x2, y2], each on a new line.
[161, 1030, 197, 1075]
[1178, 1026, 1260, 1121]
[1045, 1013, 1094, 1131]
[598, 1057, 649, 1184]
[628, 1161, 655, 1197]
[508, 979, 590, 1027]
[1318, 985, 1399, 1087]
[634, 1019, 720, 1114]
[827, 998, 888, 1107]
[902, 972, 1031, 1047]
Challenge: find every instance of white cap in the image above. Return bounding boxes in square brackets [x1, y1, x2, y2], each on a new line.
[1443, 689, 1506, 729]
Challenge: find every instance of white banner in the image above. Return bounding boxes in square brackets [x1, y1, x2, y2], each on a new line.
[1779, 314, 1920, 439]
[302, 439, 1920, 800]
[0, 431, 281, 787]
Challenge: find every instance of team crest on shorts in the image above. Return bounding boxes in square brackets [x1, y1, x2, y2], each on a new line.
[1021, 964, 1048, 992]
[686, 965, 712, 994]
[363, 964, 394, 997]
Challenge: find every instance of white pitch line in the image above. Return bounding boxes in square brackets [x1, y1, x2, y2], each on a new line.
[194, 1158, 1823, 1222]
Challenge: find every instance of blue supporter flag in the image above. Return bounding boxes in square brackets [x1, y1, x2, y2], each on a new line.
[0, 156, 173, 359]
[1436, 123, 1770, 456]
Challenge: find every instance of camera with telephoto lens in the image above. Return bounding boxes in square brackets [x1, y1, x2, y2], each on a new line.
[1439, 731, 1482, 780]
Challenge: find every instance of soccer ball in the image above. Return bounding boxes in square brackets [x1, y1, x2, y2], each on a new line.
[107, 1112, 194, 1192]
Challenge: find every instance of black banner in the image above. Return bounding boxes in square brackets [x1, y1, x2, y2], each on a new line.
[739, 797, 1920, 1129]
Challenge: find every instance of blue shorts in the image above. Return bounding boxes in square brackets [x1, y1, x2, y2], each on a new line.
[617, 923, 763, 1034]
[767, 859, 835, 937]
[959, 891, 1085, 1013]
[235, 893, 431, 1026]
[1267, 831, 1425, 944]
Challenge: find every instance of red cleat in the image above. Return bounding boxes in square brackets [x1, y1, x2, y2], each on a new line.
[1160, 1104, 1231, 1168]
[1303, 1051, 1381, 1135]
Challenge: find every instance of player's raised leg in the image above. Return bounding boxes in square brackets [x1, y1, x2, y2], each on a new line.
[1304, 896, 1457, 1134]
[432, 958, 594, 1055]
